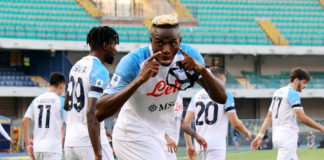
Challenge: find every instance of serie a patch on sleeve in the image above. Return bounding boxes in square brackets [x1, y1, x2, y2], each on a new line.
[110, 74, 121, 87]
[95, 79, 104, 88]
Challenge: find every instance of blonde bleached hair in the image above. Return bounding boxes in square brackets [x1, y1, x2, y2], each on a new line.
[152, 15, 179, 27]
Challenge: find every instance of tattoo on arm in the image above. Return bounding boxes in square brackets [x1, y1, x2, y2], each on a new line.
[182, 127, 197, 138]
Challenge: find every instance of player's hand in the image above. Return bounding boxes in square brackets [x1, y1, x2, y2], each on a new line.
[177, 48, 205, 73]
[186, 145, 196, 160]
[250, 137, 263, 151]
[165, 135, 178, 153]
[26, 144, 35, 160]
[137, 51, 162, 83]
[246, 131, 252, 141]
[106, 130, 112, 140]
[95, 153, 102, 160]
[320, 126, 324, 133]
[195, 135, 207, 151]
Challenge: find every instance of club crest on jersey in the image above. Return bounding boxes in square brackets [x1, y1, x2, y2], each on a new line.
[95, 79, 103, 88]
[110, 74, 121, 87]
[147, 80, 182, 97]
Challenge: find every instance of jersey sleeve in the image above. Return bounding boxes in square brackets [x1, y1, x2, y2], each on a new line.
[89, 60, 109, 99]
[104, 54, 140, 94]
[24, 100, 34, 119]
[288, 88, 303, 110]
[224, 91, 236, 113]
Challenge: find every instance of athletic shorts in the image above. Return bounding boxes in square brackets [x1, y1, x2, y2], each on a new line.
[198, 149, 226, 160]
[273, 139, 298, 160]
[113, 137, 166, 160]
[34, 152, 61, 160]
[64, 144, 114, 160]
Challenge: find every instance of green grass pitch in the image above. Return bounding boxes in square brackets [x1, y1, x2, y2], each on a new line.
[176, 149, 324, 160]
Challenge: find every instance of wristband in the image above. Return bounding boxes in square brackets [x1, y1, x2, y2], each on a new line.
[257, 133, 264, 138]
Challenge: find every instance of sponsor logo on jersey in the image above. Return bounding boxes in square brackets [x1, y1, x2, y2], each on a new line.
[147, 101, 175, 112]
[147, 80, 182, 97]
[110, 74, 121, 87]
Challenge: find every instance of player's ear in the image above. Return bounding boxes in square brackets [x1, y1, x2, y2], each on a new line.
[149, 36, 152, 42]
[103, 42, 109, 50]
[179, 36, 182, 43]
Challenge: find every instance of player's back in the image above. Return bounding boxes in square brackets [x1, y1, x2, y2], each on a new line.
[26, 92, 64, 153]
[271, 86, 300, 138]
[188, 89, 231, 151]
[65, 55, 109, 146]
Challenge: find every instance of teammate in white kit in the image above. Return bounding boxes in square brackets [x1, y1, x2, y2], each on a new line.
[184, 67, 251, 160]
[251, 68, 324, 160]
[22, 72, 66, 160]
[96, 15, 226, 160]
[64, 26, 118, 160]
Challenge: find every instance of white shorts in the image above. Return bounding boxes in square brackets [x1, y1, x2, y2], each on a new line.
[34, 152, 61, 160]
[273, 139, 298, 160]
[198, 149, 226, 160]
[113, 138, 166, 160]
[64, 144, 114, 160]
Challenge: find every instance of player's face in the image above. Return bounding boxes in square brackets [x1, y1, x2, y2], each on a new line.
[150, 28, 181, 66]
[103, 41, 117, 64]
[297, 79, 308, 92]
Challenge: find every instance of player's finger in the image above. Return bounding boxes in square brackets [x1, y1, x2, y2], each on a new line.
[178, 47, 190, 57]
[147, 51, 162, 62]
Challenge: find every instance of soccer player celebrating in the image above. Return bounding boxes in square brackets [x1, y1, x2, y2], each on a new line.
[22, 72, 66, 160]
[251, 68, 324, 160]
[183, 67, 251, 160]
[96, 15, 226, 159]
[64, 26, 118, 160]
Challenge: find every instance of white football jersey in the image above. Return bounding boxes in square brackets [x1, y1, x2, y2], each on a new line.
[24, 92, 65, 153]
[65, 55, 109, 147]
[166, 92, 184, 145]
[269, 85, 303, 139]
[187, 90, 235, 151]
[106, 44, 205, 147]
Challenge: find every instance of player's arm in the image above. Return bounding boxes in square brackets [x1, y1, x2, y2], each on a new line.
[63, 91, 70, 111]
[96, 52, 162, 121]
[22, 117, 34, 159]
[295, 109, 324, 133]
[183, 110, 197, 160]
[251, 111, 272, 151]
[87, 97, 102, 160]
[177, 48, 226, 104]
[227, 112, 251, 140]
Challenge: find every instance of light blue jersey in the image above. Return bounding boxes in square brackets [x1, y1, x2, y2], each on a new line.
[65, 55, 109, 146]
[107, 44, 204, 147]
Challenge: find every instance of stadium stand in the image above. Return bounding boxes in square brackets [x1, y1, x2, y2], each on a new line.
[0, 66, 39, 87]
[241, 70, 324, 89]
[180, 0, 324, 45]
[0, 0, 149, 42]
